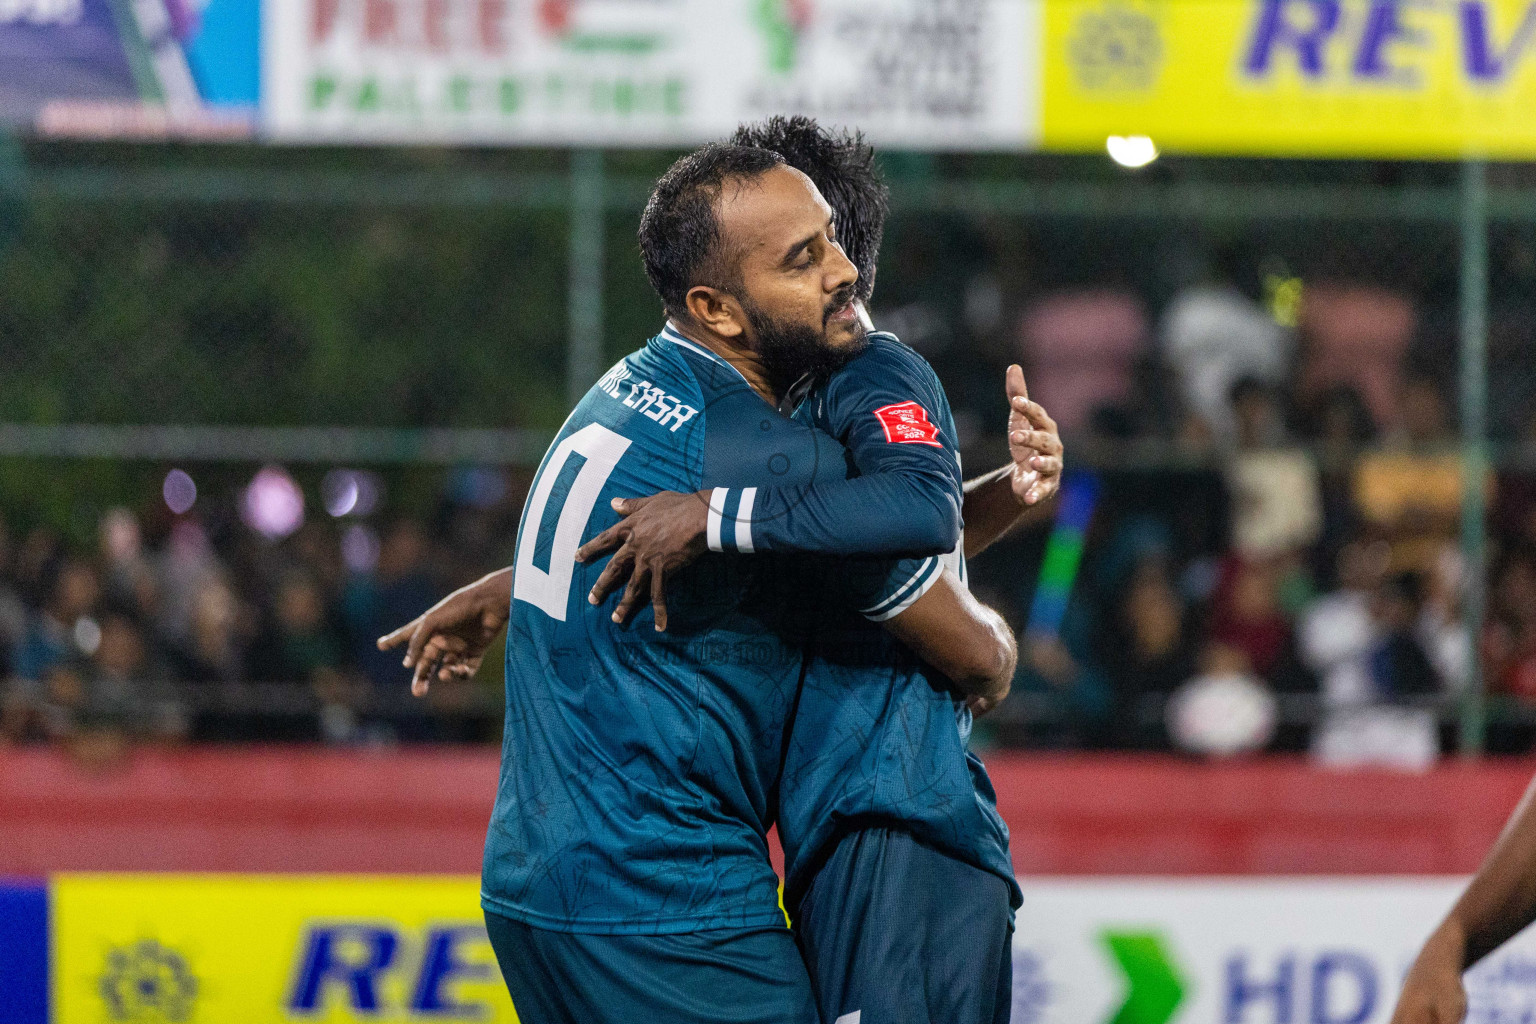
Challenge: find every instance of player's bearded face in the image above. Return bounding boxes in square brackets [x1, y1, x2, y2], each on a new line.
[741, 283, 868, 392]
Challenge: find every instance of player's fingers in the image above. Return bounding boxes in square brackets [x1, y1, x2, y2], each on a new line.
[437, 657, 470, 683]
[1022, 421, 1064, 455]
[1013, 470, 1040, 502]
[1018, 399, 1059, 435]
[588, 547, 636, 605]
[611, 563, 652, 626]
[1027, 475, 1060, 505]
[575, 522, 629, 564]
[377, 617, 420, 652]
[651, 566, 669, 633]
[1006, 364, 1029, 405]
[1009, 429, 1058, 453]
[403, 621, 434, 669]
[419, 636, 468, 671]
[609, 495, 652, 516]
[1029, 455, 1064, 477]
[411, 656, 434, 697]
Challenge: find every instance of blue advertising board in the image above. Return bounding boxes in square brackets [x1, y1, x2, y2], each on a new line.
[0, 0, 257, 136]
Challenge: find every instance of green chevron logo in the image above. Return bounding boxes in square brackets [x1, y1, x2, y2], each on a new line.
[1101, 930, 1188, 1024]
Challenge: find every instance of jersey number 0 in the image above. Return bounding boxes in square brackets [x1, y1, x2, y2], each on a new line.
[513, 422, 632, 621]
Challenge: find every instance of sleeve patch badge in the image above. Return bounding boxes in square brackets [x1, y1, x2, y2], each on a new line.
[873, 401, 942, 446]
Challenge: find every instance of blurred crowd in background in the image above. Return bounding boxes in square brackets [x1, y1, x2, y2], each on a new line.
[7, 263, 1536, 766]
[9, 152, 1536, 763]
[0, 469, 525, 757]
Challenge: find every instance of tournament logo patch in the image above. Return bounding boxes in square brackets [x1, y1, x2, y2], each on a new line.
[873, 401, 941, 446]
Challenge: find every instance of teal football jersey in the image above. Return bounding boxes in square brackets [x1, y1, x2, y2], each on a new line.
[776, 335, 1021, 917]
[484, 326, 894, 935]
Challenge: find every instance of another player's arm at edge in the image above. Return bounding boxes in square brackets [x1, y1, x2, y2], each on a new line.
[1391, 776, 1536, 1023]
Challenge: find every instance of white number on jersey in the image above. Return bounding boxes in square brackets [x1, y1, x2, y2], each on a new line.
[513, 422, 632, 621]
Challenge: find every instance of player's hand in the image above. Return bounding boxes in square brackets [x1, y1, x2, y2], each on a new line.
[966, 694, 1002, 717]
[1390, 926, 1468, 1024]
[377, 568, 512, 697]
[1006, 364, 1063, 506]
[575, 492, 709, 631]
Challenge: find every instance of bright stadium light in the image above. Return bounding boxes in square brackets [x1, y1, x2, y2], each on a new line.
[1107, 135, 1159, 168]
[163, 469, 197, 515]
[242, 465, 305, 540]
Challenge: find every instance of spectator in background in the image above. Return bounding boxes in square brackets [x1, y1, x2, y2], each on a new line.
[1209, 377, 1320, 697]
[154, 520, 227, 650]
[345, 519, 439, 693]
[1306, 384, 1377, 581]
[1300, 540, 1392, 710]
[169, 579, 247, 685]
[1367, 572, 1441, 701]
[1101, 553, 1196, 748]
[1355, 370, 1483, 575]
[1308, 556, 1446, 769]
[1207, 556, 1293, 683]
[38, 613, 185, 765]
[13, 559, 100, 685]
[1484, 547, 1536, 705]
[1162, 254, 1293, 444]
[1014, 517, 1174, 749]
[0, 521, 28, 680]
[258, 571, 357, 743]
[98, 509, 158, 624]
[1418, 544, 1471, 697]
[1224, 377, 1322, 565]
[265, 571, 341, 680]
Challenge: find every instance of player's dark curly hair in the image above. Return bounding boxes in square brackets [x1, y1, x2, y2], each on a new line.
[731, 115, 889, 303]
[638, 143, 785, 322]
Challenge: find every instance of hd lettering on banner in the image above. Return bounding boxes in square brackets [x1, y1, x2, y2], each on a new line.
[1008, 880, 1536, 1024]
[1225, 950, 1378, 1024]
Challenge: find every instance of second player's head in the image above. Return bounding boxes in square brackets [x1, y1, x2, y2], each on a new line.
[638, 142, 868, 395]
[730, 115, 888, 305]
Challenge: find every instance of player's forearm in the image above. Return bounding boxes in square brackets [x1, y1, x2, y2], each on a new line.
[962, 465, 1053, 560]
[1442, 774, 1536, 968]
[468, 567, 515, 614]
[882, 571, 1017, 702]
[713, 474, 960, 557]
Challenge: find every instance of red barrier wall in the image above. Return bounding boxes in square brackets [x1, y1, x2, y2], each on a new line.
[1, 747, 1530, 876]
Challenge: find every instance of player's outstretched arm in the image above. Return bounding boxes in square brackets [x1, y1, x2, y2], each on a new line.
[1392, 774, 1536, 1024]
[961, 364, 1064, 560]
[879, 568, 1017, 712]
[376, 567, 512, 696]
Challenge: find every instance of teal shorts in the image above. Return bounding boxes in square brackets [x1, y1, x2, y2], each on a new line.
[484, 911, 818, 1024]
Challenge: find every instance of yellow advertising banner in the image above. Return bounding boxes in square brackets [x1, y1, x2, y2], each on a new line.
[1041, 0, 1536, 158]
[52, 874, 517, 1024]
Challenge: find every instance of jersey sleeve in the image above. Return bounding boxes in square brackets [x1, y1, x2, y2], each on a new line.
[710, 337, 964, 557]
[837, 554, 947, 623]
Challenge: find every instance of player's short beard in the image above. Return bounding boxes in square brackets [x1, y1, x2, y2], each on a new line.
[741, 289, 869, 396]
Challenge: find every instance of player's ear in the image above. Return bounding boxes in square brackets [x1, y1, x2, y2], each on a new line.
[684, 286, 746, 339]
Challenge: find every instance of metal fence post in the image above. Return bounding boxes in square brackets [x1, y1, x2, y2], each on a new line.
[567, 149, 606, 408]
[1459, 158, 1490, 756]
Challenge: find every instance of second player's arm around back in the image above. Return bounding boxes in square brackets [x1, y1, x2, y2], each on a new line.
[879, 569, 1017, 713]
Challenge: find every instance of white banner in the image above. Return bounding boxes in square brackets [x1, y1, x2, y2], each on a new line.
[262, 0, 1040, 148]
[1012, 879, 1536, 1024]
